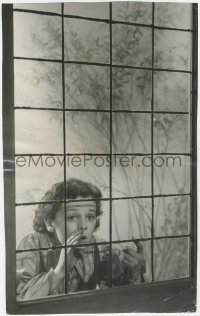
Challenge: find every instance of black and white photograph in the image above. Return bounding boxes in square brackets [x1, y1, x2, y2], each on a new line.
[1, 0, 198, 313]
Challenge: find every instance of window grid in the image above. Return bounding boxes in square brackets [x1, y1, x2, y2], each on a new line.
[109, 2, 113, 287]
[16, 235, 190, 254]
[14, 107, 191, 115]
[13, 1, 193, 298]
[13, 7, 193, 34]
[15, 193, 191, 207]
[151, 2, 155, 283]
[15, 153, 192, 157]
[190, 3, 198, 280]
[14, 55, 192, 74]
[61, 3, 68, 294]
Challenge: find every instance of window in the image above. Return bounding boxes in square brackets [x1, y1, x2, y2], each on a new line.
[2, 1, 197, 313]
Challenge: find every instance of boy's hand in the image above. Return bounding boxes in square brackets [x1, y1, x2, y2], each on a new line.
[123, 240, 146, 284]
[67, 228, 85, 254]
[54, 228, 84, 280]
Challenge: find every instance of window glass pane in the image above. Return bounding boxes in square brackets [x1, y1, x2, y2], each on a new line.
[15, 155, 64, 203]
[14, 60, 62, 109]
[154, 71, 191, 112]
[113, 1, 152, 24]
[14, 12, 62, 59]
[16, 206, 35, 243]
[65, 155, 110, 198]
[113, 68, 152, 111]
[64, 2, 109, 19]
[112, 198, 151, 240]
[112, 155, 151, 198]
[113, 25, 152, 67]
[65, 64, 109, 110]
[154, 30, 191, 71]
[153, 114, 190, 154]
[113, 113, 151, 153]
[14, 3, 61, 13]
[153, 155, 191, 195]
[111, 240, 152, 286]
[65, 112, 110, 154]
[15, 110, 63, 154]
[64, 19, 109, 63]
[154, 3, 192, 29]
[154, 196, 190, 237]
[154, 237, 190, 281]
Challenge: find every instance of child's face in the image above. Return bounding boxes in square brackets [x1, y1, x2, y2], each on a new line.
[51, 198, 97, 245]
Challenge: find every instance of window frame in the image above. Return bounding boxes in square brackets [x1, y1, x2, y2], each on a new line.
[2, 2, 198, 313]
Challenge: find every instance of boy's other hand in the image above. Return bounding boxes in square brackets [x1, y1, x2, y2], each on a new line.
[123, 241, 146, 284]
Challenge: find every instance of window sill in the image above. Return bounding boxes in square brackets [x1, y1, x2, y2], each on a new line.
[9, 278, 196, 314]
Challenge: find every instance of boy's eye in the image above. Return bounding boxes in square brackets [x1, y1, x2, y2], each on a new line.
[87, 215, 95, 221]
[67, 216, 77, 222]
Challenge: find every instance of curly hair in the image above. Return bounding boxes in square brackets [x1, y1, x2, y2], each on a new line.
[33, 178, 103, 234]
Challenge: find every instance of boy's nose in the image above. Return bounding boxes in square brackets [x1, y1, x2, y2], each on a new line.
[78, 218, 87, 230]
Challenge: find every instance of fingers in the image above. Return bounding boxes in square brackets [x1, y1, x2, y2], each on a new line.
[66, 228, 87, 254]
[123, 252, 138, 265]
[123, 247, 137, 257]
[123, 248, 142, 262]
[123, 253, 141, 277]
[68, 233, 82, 245]
[133, 240, 144, 254]
[123, 239, 144, 257]
[123, 246, 144, 265]
[67, 237, 82, 254]
[60, 230, 78, 246]
[67, 228, 84, 244]
[67, 228, 83, 240]
[123, 258, 137, 269]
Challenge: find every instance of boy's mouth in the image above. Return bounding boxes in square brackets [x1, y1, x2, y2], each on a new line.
[78, 235, 90, 245]
[79, 235, 87, 241]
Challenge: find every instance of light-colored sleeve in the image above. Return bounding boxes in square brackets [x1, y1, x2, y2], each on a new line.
[16, 232, 60, 301]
